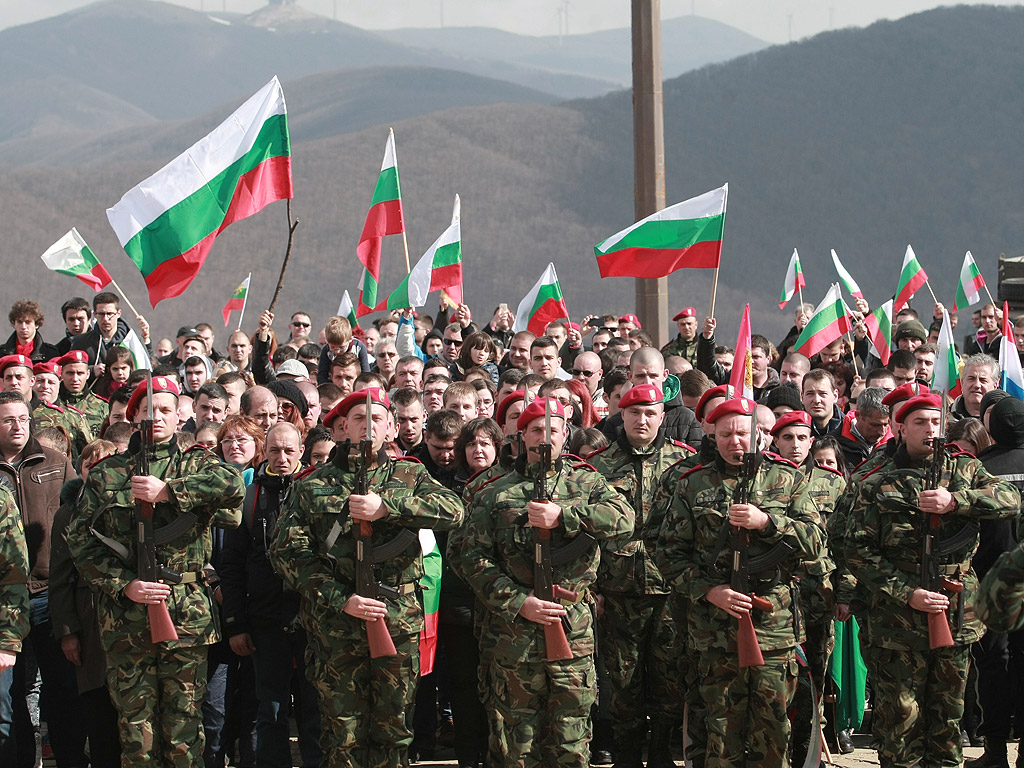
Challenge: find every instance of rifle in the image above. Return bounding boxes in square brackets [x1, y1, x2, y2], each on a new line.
[135, 374, 180, 644]
[533, 399, 578, 662]
[730, 406, 773, 668]
[921, 410, 963, 649]
[353, 390, 399, 658]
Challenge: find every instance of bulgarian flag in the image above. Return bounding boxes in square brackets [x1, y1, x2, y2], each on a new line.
[953, 251, 987, 312]
[221, 273, 251, 327]
[418, 530, 442, 675]
[999, 301, 1024, 400]
[337, 290, 358, 329]
[594, 184, 727, 278]
[893, 245, 929, 312]
[107, 77, 292, 307]
[40, 228, 113, 291]
[863, 299, 894, 366]
[934, 308, 962, 399]
[387, 195, 462, 310]
[730, 304, 754, 399]
[779, 249, 806, 309]
[512, 262, 569, 337]
[830, 249, 864, 300]
[794, 284, 853, 359]
[357, 128, 405, 316]
[120, 328, 153, 371]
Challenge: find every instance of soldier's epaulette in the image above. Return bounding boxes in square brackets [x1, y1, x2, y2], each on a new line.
[41, 401, 64, 413]
[669, 439, 696, 452]
[184, 443, 211, 453]
[66, 403, 86, 416]
[566, 454, 598, 472]
[859, 463, 886, 481]
[763, 451, 800, 469]
[665, 454, 696, 472]
[945, 444, 975, 460]
[294, 465, 319, 480]
[89, 452, 121, 471]
[853, 455, 873, 472]
[586, 444, 612, 458]
[678, 463, 705, 480]
[396, 455, 422, 464]
[466, 466, 490, 484]
[474, 472, 506, 494]
[93, 392, 109, 404]
[813, 463, 844, 477]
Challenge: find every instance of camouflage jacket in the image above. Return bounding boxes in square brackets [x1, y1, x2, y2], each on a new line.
[661, 334, 699, 365]
[0, 485, 30, 653]
[845, 446, 1020, 650]
[448, 454, 634, 662]
[269, 443, 463, 643]
[652, 452, 825, 653]
[68, 436, 244, 648]
[588, 430, 693, 595]
[977, 543, 1024, 634]
[58, 386, 108, 436]
[803, 466, 844, 578]
[32, 400, 93, 460]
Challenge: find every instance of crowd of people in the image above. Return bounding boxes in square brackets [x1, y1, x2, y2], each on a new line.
[1, 287, 1024, 768]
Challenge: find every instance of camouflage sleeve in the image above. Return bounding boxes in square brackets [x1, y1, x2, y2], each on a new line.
[976, 543, 1024, 633]
[829, 481, 860, 604]
[653, 474, 709, 602]
[68, 474, 136, 600]
[165, 452, 245, 530]
[950, 458, 1021, 521]
[0, 489, 30, 653]
[845, 478, 918, 605]
[558, 469, 635, 543]
[757, 468, 826, 564]
[269, 477, 354, 610]
[380, 463, 464, 531]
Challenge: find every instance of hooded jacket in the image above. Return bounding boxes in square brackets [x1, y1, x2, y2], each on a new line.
[975, 398, 1024, 578]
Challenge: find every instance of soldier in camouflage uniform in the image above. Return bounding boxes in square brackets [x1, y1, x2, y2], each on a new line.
[68, 376, 245, 768]
[0, 483, 30, 763]
[448, 397, 634, 767]
[31, 359, 93, 459]
[978, 543, 1024, 634]
[845, 393, 1019, 768]
[269, 387, 463, 768]
[57, 349, 109, 434]
[653, 397, 825, 768]
[660, 308, 700, 366]
[588, 383, 693, 767]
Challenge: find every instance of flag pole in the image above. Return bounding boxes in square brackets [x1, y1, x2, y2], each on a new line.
[798, 283, 804, 312]
[708, 185, 729, 319]
[924, 279, 939, 305]
[984, 284, 997, 307]
[106, 277, 143, 321]
[237, 272, 252, 332]
[268, 200, 300, 315]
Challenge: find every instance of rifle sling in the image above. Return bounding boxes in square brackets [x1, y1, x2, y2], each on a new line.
[549, 532, 597, 567]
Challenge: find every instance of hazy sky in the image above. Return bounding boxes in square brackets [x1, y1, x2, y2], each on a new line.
[3, 0, 1023, 42]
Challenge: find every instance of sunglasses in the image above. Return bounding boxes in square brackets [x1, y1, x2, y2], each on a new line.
[571, 369, 599, 377]
[291, 321, 311, 328]
[443, 338, 462, 346]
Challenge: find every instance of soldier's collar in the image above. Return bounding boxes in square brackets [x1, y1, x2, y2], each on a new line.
[514, 453, 564, 478]
[713, 450, 761, 476]
[333, 440, 389, 472]
[617, 426, 664, 456]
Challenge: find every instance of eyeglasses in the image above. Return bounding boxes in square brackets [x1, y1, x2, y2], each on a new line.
[94, 311, 118, 319]
[551, 396, 573, 407]
[291, 321, 311, 328]
[221, 436, 254, 446]
[571, 369, 599, 378]
[0, 416, 31, 428]
[443, 338, 462, 346]
[279, 402, 297, 412]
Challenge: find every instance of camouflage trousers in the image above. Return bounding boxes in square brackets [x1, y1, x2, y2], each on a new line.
[668, 595, 706, 768]
[306, 629, 418, 768]
[862, 642, 970, 768]
[104, 637, 208, 768]
[597, 592, 685, 738]
[488, 651, 597, 767]
[791, 576, 835, 764]
[698, 647, 799, 768]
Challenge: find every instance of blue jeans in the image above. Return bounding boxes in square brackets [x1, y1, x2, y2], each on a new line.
[251, 626, 321, 768]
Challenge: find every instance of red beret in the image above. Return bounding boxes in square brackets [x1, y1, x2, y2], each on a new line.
[881, 381, 931, 409]
[618, 314, 641, 328]
[706, 397, 757, 425]
[618, 384, 663, 410]
[33, 360, 61, 377]
[770, 410, 812, 437]
[0, 354, 34, 375]
[516, 397, 566, 432]
[126, 376, 181, 421]
[895, 393, 943, 424]
[695, 384, 734, 421]
[57, 350, 90, 367]
[495, 389, 527, 427]
[673, 307, 697, 321]
[323, 387, 391, 429]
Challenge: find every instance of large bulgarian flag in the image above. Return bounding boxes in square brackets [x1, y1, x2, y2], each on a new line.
[594, 184, 727, 278]
[387, 195, 462, 309]
[40, 228, 113, 291]
[863, 299, 894, 366]
[794, 284, 853, 359]
[513, 262, 569, 337]
[779, 249, 806, 309]
[357, 129, 405, 316]
[953, 251, 987, 312]
[893, 245, 929, 312]
[107, 77, 292, 307]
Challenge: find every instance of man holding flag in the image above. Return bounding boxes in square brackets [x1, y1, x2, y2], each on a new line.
[71, 292, 152, 376]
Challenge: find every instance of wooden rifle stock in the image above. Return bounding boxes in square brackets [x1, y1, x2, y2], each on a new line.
[923, 434, 956, 650]
[731, 431, 770, 668]
[360, 521, 398, 658]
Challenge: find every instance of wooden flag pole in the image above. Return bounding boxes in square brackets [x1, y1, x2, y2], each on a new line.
[237, 272, 252, 332]
[924, 279, 939, 306]
[268, 200, 300, 315]
[983, 283, 997, 307]
[798, 283, 805, 312]
[106, 277, 143, 321]
[709, 266, 720, 318]
[401, 230, 412, 275]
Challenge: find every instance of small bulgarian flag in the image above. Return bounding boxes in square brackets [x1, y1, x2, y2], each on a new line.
[512, 262, 569, 337]
[830, 249, 864, 300]
[40, 228, 113, 291]
[222, 273, 251, 327]
[337, 290, 358, 329]
[863, 299, 894, 366]
[779, 249, 806, 309]
[953, 251, 986, 312]
[107, 77, 292, 307]
[357, 128, 405, 316]
[387, 195, 462, 310]
[594, 184, 727, 278]
[120, 328, 153, 371]
[893, 245, 929, 312]
[418, 530, 442, 676]
[934, 308, 962, 398]
[730, 304, 754, 399]
[794, 284, 853, 359]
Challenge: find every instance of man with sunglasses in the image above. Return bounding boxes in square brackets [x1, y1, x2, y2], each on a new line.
[287, 312, 313, 345]
[441, 323, 463, 364]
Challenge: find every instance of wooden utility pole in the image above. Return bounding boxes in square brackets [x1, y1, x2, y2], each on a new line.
[631, 0, 669, 348]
